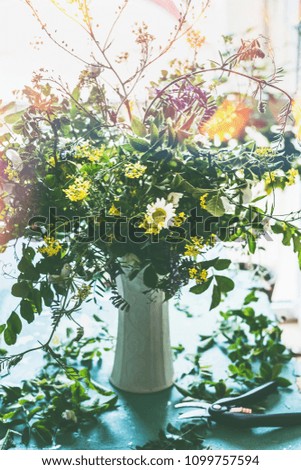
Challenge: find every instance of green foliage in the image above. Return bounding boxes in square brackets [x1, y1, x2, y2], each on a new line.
[136, 423, 206, 450]
[176, 292, 292, 402]
[205, 194, 225, 217]
[0, 329, 116, 449]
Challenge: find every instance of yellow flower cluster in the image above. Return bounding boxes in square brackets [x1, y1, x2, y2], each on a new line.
[173, 212, 186, 227]
[287, 168, 299, 186]
[255, 147, 275, 157]
[74, 143, 105, 163]
[74, 284, 92, 301]
[200, 193, 209, 209]
[4, 164, 19, 182]
[188, 267, 208, 284]
[48, 156, 56, 167]
[108, 203, 121, 216]
[38, 237, 62, 257]
[125, 162, 147, 179]
[186, 30, 206, 49]
[264, 171, 276, 185]
[139, 215, 162, 235]
[208, 233, 217, 246]
[184, 236, 205, 257]
[63, 176, 90, 202]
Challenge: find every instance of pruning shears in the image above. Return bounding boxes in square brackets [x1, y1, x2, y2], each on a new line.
[175, 381, 301, 428]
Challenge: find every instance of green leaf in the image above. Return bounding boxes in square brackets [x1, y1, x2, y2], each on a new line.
[177, 176, 196, 194]
[247, 232, 256, 254]
[32, 423, 53, 445]
[214, 259, 231, 270]
[143, 265, 158, 289]
[293, 233, 301, 254]
[87, 378, 115, 396]
[20, 300, 35, 324]
[131, 116, 147, 137]
[243, 291, 258, 305]
[276, 377, 291, 387]
[17, 257, 39, 282]
[4, 327, 16, 346]
[23, 247, 35, 260]
[210, 285, 221, 310]
[11, 281, 30, 298]
[1, 386, 22, 402]
[282, 227, 292, 246]
[128, 136, 149, 152]
[150, 122, 159, 144]
[190, 277, 213, 294]
[40, 282, 54, 307]
[215, 275, 235, 293]
[0, 133, 12, 144]
[71, 382, 89, 404]
[271, 223, 283, 234]
[0, 324, 5, 335]
[5, 110, 24, 124]
[260, 362, 272, 380]
[71, 85, 80, 101]
[271, 363, 283, 380]
[205, 194, 225, 217]
[167, 126, 176, 147]
[7, 311, 22, 335]
[22, 426, 31, 446]
[27, 406, 43, 421]
[30, 289, 42, 314]
[186, 143, 200, 157]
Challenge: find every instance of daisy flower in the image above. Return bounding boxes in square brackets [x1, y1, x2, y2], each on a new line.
[140, 198, 176, 234]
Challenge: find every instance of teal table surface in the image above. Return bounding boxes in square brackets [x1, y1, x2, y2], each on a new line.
[1, 245, 301, 450]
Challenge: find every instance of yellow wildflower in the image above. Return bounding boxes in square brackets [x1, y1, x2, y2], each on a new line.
[186, 30, 206, 49]
[139, 215, 162, 235]
[63, 176, 90, 202]
[184, 244, 200, 257]
[38, 237, 62, 257]
[191, 236, 205, 249]
[287, 168, 299, 186]
[48, 156, 56, 167]
[4, 164, 19, 182]
[200, 193, 209, 209]
[264, 171, 277, 185]
[255, 147, 274, 157]
[108, 203, 121, 216]
[173, 212, 186, 227]
[188, 267, 198, 278]
[74, 143, 106, 163]
[188, 267, 208, 284]
[207, 233, 217, 246]
[184, 236, 205, 256]
[125, 162, 147, 179]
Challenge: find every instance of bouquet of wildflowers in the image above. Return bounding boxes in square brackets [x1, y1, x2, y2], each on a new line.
[0, 0, 300, 370]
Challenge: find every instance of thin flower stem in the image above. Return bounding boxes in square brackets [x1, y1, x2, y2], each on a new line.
[143, 65, 293, 124]
[24, 0, 97, 68]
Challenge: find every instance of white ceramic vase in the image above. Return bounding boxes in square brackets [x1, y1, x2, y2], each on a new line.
[110, 265, 174, 393]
